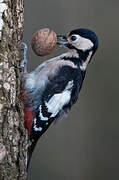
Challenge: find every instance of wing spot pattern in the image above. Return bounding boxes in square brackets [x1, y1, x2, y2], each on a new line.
[33, 118, 42, 132]
[39, 105, 48, 121]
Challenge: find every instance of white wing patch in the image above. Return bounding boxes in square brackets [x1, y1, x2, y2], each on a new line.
[45, 80, 73, 118]
[70, 34, 94, 51]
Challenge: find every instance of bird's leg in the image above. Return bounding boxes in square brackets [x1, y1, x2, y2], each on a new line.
[20, 42, 28, 73]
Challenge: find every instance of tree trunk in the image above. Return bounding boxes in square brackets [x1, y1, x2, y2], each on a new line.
[0, 0, 27, 179]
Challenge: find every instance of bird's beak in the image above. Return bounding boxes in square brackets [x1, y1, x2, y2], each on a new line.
[57, 35, 69, 47]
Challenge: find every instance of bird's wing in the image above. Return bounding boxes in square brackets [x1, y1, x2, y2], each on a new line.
[30, 65, 83, 141]
[28, 65, 84, 163]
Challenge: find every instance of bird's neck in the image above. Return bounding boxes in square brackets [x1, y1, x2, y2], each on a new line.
[61, 49, 92, 71]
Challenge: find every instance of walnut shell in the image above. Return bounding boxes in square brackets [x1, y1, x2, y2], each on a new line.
[31, 28, 57, 56]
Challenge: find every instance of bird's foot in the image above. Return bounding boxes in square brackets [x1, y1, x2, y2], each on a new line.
[20, 42, 28, 73]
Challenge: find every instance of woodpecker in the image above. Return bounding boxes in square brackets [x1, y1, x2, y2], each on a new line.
[20, 28, 98, 165]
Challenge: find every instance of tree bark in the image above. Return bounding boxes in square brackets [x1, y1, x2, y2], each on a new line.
[0, 0, 27, 179]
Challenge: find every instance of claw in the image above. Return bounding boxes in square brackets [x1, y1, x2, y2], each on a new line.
[21, 42, 28, 51]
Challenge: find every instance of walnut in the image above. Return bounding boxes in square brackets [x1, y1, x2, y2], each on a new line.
[31, 28, 57, 56]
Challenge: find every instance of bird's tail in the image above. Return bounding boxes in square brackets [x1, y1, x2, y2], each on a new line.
[27, 140, 38, 170]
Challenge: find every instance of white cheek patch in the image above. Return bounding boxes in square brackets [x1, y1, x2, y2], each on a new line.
[78, 37, 93, 50]
[71, 34, 94, 51]
[45, 80, 73, 118]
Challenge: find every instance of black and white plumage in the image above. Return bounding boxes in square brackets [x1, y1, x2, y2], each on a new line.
[21, 28, 98, 164]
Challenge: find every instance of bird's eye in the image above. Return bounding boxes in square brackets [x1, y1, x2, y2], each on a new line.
[70, 35, 77, 41]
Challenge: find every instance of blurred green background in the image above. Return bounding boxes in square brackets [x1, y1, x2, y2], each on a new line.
[24, 0, 119, 179]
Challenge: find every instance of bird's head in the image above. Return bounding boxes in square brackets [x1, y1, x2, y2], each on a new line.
[57, 28, 98, 67]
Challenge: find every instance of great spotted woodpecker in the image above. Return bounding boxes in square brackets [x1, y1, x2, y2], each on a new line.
[20, 28, 98, 165]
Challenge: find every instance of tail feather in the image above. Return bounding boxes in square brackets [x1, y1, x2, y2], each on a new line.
[27, 140, 38, 170]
